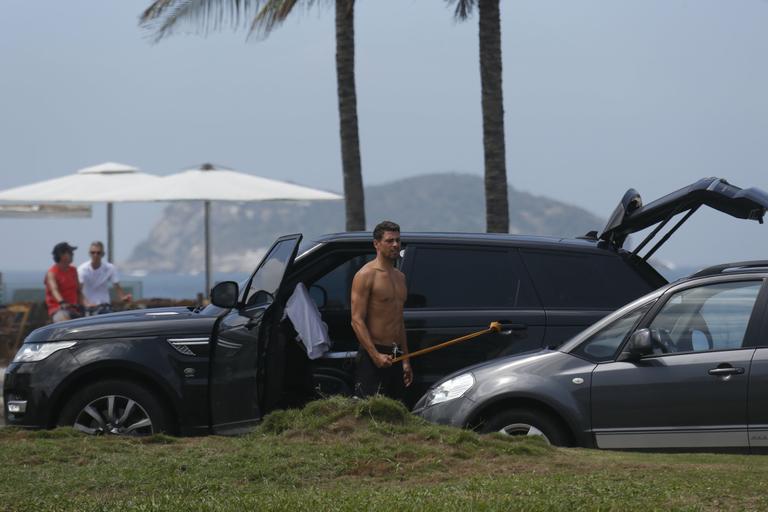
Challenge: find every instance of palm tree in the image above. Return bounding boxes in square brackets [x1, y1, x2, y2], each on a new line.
[448, 0, 509, 233]
[140, 0, 367, 232]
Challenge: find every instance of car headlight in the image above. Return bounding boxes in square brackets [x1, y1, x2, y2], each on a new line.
[424, 372, 475, 407]
[12, 341, 77, 363]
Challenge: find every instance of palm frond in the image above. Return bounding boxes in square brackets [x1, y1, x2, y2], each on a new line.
[140, 0, 264, 41]
[140, 0, 177, 23]
[249, 0, 330, 39]
[250, 0, 298, 37]
[446, 0, 476, 20]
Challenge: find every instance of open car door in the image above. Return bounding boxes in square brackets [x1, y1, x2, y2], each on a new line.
[209, 234, 302, 435]
[600, 177, 768, 260]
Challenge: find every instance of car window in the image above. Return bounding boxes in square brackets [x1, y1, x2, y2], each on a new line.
[648, 281, 762, 354]
[520, 250, 652, 309]
[245, 239, 298, 306]
[309, 254, 375, 310]
[572, 302, 652, 362]
[406, 246, 539, 309]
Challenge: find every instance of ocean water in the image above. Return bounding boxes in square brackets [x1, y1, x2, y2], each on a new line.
[0, 270, 250, 302]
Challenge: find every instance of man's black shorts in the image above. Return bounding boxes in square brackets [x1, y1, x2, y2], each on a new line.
[355, 345, 405, 401]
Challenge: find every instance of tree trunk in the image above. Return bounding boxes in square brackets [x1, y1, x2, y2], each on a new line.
[335, 0, 366, 232]
[478, 0, 509, 233]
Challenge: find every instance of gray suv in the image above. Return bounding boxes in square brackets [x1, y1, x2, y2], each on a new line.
[415, 261, 768, 452]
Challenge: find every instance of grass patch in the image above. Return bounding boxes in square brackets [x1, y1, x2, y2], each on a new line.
[257, 395, 412, 436]
[0, 397, 766, 511]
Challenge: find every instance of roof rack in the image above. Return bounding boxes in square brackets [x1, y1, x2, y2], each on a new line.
[690, 260, 768, 279]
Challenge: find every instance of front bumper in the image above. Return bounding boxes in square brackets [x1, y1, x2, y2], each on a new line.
[3, 350, 80, 428]
[413, 396, 478, 428]
[6, 400, 27, 415]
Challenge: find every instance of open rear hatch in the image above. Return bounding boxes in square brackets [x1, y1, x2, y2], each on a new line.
[599, 177, 768, 261]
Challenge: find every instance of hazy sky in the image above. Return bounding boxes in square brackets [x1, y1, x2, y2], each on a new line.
[1, 0, 766, 272]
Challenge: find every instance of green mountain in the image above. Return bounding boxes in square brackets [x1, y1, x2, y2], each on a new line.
[125, 173, 604, 273]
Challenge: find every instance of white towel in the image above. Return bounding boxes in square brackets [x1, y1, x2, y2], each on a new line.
[284, 282, 331, 359]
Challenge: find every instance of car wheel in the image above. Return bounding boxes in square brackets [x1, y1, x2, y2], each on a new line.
[478, 408, 569, 446]
[58, 380, 170, 436]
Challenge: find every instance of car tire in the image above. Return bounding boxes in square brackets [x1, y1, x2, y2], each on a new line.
[478, 408, 570, 446]
[58, 379, 171, 436]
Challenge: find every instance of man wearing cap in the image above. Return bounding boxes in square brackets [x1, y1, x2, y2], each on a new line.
[45, 242, 83, 323]
[78, 241, 131, 314]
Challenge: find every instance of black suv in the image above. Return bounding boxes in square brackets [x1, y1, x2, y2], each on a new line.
[4, 178, 766, 435]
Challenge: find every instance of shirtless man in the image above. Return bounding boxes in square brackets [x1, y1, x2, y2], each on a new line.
[351, 220, 413, 399]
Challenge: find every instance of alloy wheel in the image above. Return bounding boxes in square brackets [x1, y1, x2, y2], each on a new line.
[498, 422, 550, 442]
[72, 394, 154, 436]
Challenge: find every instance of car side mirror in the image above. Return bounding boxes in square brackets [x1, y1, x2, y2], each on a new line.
[618, 328, 654, 361]
[210, 281, 239, 309]
[247, 289, 274, 306]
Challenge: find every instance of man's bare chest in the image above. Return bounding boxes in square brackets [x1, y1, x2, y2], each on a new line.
[370, 271, 406, 305]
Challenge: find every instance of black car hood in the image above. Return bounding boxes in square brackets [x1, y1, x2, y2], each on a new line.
[25, 307, 220, 343]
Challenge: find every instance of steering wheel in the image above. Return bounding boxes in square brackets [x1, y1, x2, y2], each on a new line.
[651, 329, 677, 354]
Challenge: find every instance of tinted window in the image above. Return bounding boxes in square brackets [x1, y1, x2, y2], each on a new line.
[245, 239, 298, 305]
[310, 254, 375, 310]
[520, 250, 652, 309]
[648, 281, 761, 354]
[407, 246, 538, 309]
[572, 302, 652, 362]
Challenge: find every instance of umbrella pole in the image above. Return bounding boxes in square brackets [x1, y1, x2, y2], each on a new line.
[107, 202, 114, 263]
[204, 200, 211, 299]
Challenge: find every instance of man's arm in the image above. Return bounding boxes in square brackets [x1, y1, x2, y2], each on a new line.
[111, 266, 131, 302]
[113, 282, 132, 302]
[396, 273, 413, 386]
[399, 318, 413, 387]
[46, 271, 64, 304]
[351, 268, 392, 368]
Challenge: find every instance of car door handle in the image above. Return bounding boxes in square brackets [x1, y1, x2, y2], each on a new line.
[498, 323, 527, 331]
[708, 367, 745, 376]
[497, 323, 528, 337]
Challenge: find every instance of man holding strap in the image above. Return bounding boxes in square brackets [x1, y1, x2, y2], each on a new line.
[351, 220, 413, 400]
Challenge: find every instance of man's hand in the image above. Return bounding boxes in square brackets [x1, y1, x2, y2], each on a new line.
[403, 362, 413, 387]
[372, 352, 393, 368]
[122, 293, 133, 303]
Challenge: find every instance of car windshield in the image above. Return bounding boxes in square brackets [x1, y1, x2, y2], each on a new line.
[559, 290, 663, 354]
[570, 302, 654, 362]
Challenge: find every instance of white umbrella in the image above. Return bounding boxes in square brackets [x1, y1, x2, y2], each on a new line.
[107, 163, 342, 296]
[0, 204, 92, 218]
[0, 162, 161, 261]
